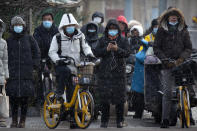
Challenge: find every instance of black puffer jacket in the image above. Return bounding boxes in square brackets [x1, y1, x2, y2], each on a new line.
[6, 31, 41, 97]
[94, 19, 130, 104]
[154, 8, 192, 63]
[33, 24, 58, 59]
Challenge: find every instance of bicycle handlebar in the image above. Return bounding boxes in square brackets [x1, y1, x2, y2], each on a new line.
[59, 56, 100, 67]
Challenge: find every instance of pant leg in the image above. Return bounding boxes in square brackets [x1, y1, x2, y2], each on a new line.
[161, 69, 175, 120]
[0, 85, 3, 94]
[55, 65, 72, 96]
[20, 97, 29, 121]
[101, 103, 110, 123]
[115, 103, 124, 123]
[37, 69, 44, 105]
[9, 97, 19, 122]
[134, 92, 144, 118]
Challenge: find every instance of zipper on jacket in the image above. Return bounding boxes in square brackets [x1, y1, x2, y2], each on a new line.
[19, 40, 21, 97]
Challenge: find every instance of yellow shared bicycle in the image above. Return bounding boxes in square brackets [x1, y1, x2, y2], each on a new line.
[43, 56, 96, 129]
[171, 55, 197, 128]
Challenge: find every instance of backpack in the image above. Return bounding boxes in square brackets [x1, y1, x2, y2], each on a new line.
[55, 33, 84, 56]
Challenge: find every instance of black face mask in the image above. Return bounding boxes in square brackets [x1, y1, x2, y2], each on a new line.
[168, 24, 178, 33]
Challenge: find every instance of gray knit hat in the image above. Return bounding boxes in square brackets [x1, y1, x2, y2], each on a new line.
[11, 16, 26, 26]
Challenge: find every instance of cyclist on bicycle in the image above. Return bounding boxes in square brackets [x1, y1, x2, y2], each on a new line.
[48, 13, 94, 129]
[153, 7, 193, 128]
[33, 12, 59, 106]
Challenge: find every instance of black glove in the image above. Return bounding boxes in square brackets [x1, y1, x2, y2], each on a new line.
[56, 59, 65, 66]
[87, 54, 97, 61]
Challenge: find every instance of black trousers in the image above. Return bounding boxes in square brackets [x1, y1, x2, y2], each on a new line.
[10, 97, 29, 121]
[55, 65, 74, 101]
[132, 91, 144, 118]
[101, 103, 124, 124]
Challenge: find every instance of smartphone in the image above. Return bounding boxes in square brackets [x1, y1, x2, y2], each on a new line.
[110, 41, 116, 45]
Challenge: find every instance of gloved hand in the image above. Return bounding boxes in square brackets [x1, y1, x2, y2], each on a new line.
[141, 39, 149, 45]
[87, 54, 97, 61]
[162, 61, 175, 69]
[56, 59, 65, 66]
[175, 58, 184, 66]
[167, 62, 175, 68]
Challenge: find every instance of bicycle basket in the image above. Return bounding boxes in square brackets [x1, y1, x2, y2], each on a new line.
[77, 65, 96, 85]
[78, 65, 94, 75]
[172, 61, 195, 86]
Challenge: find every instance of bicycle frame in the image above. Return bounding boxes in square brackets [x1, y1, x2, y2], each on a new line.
[63, 84, 82, 109]
[47, 84, 84, 110]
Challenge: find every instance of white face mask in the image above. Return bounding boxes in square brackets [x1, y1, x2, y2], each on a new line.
[93, 17, 102, 24]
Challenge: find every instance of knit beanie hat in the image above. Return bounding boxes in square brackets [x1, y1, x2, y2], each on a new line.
[11, 16, 26, 26]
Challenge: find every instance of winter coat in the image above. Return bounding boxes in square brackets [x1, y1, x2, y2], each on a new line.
[145, 33, 155, 42]
[0, 19, 9, 85]
[131, 44, 149, 94]
[48, 13, 93, 74]
[117, 15, 128, 37]
[33, 23, 58, 59]
[129, 24, 149, 94]
[85, 22, 99, 54]
[6, 29, 41, 97]
[153, 8, 192, 64]
[81, 12, 105, 38]
[94, 19, 130, 105]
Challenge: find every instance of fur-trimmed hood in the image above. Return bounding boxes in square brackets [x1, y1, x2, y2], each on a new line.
[128, 20, 142, 29]
[159, 8, 186, 31]
[130, 25, 144, 36]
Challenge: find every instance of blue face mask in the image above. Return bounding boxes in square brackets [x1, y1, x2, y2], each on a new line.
[153, 27, 158, 34]
[169, 21, 178, 26]
[43, 21, 52, 29]
[88, 29, 96, 33]
[66, 26, 75, 34]
[108, 29, 118, 36]
[14, 26, 23, 33]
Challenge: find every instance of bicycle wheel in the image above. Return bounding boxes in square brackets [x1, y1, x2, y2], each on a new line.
[43, 91, 61, 129]
[179, 89, 190, 128]
[183, 89, 190, 128]
[74, 91, 94, 129]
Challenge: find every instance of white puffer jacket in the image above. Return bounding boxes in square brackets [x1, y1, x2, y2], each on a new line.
[49, 13, 93, 74]
[0, 19, 9, 85]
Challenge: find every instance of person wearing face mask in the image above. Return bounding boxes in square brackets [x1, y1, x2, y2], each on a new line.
[129, 25, 150, 119]
[81, 11, 105, 38]
[144, 19, 158, 43]
[153, 8, 193, 128]
[34, 13, 58, 60]
[84, 22, 101, 120]
[6, 16, 40, 128]
[85, 22, 99, 54]
[33, 13, 58, 107]
[48, 13, 94, 129]
[94, 19, 130, 128]
[0, 19, 9, 128]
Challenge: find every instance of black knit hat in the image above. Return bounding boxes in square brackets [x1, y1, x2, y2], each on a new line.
[151, 19, 158, 27]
